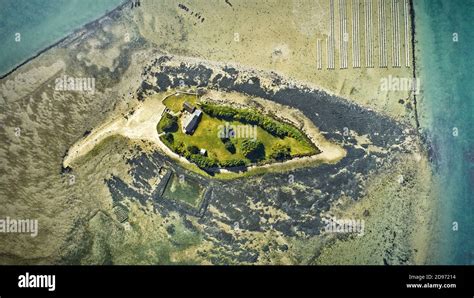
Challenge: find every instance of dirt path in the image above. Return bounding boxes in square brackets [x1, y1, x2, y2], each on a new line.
[63, 94, 168, 167]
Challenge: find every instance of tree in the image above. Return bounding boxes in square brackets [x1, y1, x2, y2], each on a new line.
[241, 139, 265, 161]
[187, 145, 200, 154]
[159, 113, 178, 133]
[270, 143, 291, 161]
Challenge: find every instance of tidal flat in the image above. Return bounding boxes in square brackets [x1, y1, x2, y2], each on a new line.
[0, 0, 433, 265]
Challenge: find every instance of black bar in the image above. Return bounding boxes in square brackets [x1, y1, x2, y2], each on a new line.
[0, 265, 472, 297]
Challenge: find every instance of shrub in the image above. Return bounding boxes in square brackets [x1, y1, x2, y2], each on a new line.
[200, 103, 237, 120]
[187, 145, 200, 154]
[219, 159, 247, 167]
[162, 132, 174, 144]
[158, 113, 178, 133]
[241, 139, 265, 161]
[269, 143, 291, 161]
[173, 141, 187, 156]
[189, 154, 217, 168]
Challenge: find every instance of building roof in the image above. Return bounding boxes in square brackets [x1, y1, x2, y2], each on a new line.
[183, 101, 195, 113]
[183, 109, 202, 134]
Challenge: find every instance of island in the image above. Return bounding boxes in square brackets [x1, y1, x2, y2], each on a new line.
[157, 91, 320, 171]
[63, 87, 345, 178]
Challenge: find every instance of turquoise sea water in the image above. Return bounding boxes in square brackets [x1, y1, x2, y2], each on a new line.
[0, 0, 124, 76]
[415, 0, 474, 264]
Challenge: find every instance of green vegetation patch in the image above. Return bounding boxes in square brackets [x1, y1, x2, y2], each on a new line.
[199, 102, 311, 145]
[241, 139, 265, 162]
[269, 143, 291, 161]
[163, 93, 198, 113]
[162, 173, 205, 208]
[158, 95, 319, 169]
[157, 112, 178, 133]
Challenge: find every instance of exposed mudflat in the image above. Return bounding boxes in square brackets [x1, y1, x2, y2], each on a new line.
[101, 56, 429, 264]
[0, 1, 433, 265]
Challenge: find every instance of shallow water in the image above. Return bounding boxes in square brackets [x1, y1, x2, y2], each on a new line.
[0, 0, 124, 76]
[415, 0, 474, 264]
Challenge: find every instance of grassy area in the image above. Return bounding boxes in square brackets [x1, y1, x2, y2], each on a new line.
[158, 94, 319, 169]
[163, 93, 198, 113]
[162, 173, 205, 208]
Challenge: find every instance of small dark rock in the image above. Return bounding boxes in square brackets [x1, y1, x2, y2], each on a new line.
[166, 224, 175, 235]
